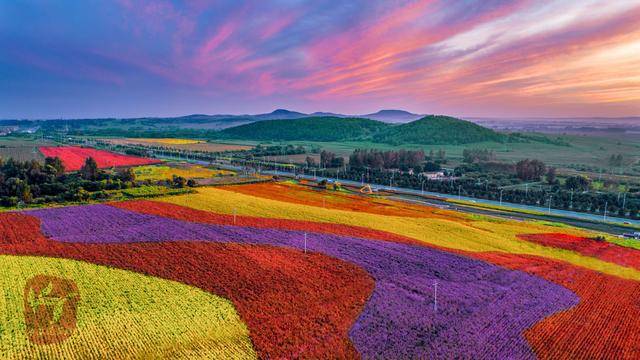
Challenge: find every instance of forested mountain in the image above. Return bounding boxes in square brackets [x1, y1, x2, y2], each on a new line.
[372, 115, 507, 145]
[219, 115, 507, 145]
[219, 117, 389, 141]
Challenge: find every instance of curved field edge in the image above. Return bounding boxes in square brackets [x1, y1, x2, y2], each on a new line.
[0, 212, 373, 359]
[133, 165, 232, 181]
[0, 255, 255, 360]
[38, 146, 160, 171]
[475, 252, 640, 359]
[518, 233, 640, 271]
[220, 181, 640, 251]
[222, 181, 471, 221]
[163, 187, 640, 281]
[114, 198, 640, 359]
[27, 204, 578, 359]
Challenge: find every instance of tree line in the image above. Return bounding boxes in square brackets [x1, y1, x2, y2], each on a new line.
[348, 149, 425, 171]
[0, 157, 136, 207]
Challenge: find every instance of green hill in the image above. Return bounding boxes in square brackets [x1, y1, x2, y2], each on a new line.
[373, 115, 506, 145]
[219, 116, 390, 142]
[217, 114, 506, 145]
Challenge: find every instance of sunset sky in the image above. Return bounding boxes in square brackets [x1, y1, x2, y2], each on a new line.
[1, 0, 639, 119]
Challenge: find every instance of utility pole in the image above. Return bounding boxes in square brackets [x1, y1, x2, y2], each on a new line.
[548, 195, 552, 214]
[433, 280, 438, 313]
[604, 201, 608, 221]
[499, 189, 504, 206]
[458, 185, 462, 200]
[421, 180, 425, 196]
[622, 192, 627, 213]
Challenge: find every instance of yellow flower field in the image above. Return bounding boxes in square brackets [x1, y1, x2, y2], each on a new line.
[134, 165, 234, 181]
[159, 186, 640, 281]
[127, 138, 205, 145]
[0, 255, 256, 359]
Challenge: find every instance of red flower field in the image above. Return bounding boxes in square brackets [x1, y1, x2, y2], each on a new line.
[111, 200, 640, 358]
[0, 212, 374, 359]
[519, 233, 640, 271]
[0, 213, 48, 245]
[110, 200, 425, 247]
[39, 146, 161, 171]
[475, 251, 640, 359]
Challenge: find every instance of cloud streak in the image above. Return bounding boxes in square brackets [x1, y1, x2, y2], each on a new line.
[1, 0, 638, 117]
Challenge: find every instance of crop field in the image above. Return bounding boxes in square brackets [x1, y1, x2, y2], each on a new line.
[133, 164, 234, 181]
[2, 181, 640, 358]
[123, 138, 206, 145]
[0, 137, 56, 162]
[101, 138, 253, 152]
[38, 146, 162, 171]
[258, 132, 640, 169]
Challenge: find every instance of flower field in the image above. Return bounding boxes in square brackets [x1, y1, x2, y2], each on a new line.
[102, 138, 253, 152]
[38, 146, 161, 171]
[133, 164, 233, 181]
[2, 181, 640, 358]
[124, 138, 205, 145]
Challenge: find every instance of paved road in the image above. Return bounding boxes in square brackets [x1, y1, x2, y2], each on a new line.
[157, 155, 640, 228]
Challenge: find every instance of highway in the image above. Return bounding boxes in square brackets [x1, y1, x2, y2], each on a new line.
[239, 165, 640, 228]
[148, 154, 640, 228]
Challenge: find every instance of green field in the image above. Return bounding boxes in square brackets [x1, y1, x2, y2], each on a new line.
[227, 133, 638, 169]
[3, 130, 639, 181]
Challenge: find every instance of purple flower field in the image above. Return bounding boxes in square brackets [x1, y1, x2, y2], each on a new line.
[27, 204, 579, 358]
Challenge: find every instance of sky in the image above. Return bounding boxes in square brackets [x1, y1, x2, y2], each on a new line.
[1, 0, 639, 119]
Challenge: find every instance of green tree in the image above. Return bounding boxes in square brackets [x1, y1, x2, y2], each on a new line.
[117, 168, 136, 182]
[172, 175, 187, 188]
[565, 175, 591, 191]
[80, 157, 99, 180]
[44, 157, 65, 176]
[546, 167, 557, 184]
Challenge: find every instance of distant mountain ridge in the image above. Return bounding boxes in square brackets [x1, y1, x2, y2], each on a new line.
[1, 108, 425, 127]
[0, 111, 510, 145]
[362, 110, 423, 123]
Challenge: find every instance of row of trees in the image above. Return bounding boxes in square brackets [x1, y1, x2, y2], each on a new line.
[515, 159, 547, 181]
[348, 149, 425, 171]
[319, 150, 346, 168]
[462, 148, 496, 163]
[318, 167, 640, 219]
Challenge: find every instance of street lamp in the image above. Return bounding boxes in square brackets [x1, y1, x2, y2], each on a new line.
[570, 190, 574, 209]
